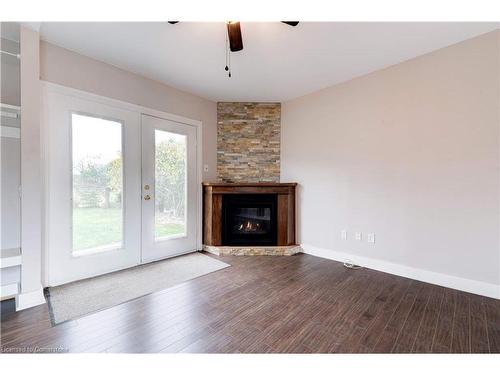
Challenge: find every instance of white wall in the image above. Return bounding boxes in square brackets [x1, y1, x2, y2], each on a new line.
[39, 41, 218, 181]
[281, 30, 500, 297]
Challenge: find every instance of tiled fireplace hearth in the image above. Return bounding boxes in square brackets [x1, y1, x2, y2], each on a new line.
[202, 183, 300, 256]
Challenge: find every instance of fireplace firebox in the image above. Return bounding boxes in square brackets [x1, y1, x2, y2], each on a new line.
[222, 194, 277, 246]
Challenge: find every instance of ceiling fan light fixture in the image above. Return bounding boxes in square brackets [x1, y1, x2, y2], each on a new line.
[226, 22, 243, 52]
[168, 21, 298, 78]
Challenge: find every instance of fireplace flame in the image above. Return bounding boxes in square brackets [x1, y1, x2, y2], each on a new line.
[237, 220, 261, 232]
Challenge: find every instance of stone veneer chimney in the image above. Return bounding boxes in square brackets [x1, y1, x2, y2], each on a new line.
[217, 102, 281, 183]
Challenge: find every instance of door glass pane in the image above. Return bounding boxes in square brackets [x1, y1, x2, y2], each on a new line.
[72, 113, 123, 254]
[155, 129, 187, 240]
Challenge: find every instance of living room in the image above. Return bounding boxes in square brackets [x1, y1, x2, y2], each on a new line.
[1, 0, 500, 373]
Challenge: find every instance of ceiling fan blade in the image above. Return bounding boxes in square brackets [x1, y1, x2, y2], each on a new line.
[282, 21, 299, 26]
[168, 21, 179, 24]
[227, 22, 243, 52]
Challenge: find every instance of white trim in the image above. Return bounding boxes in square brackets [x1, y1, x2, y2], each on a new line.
[41, 81, 204, 284]
[196, 117, 203, 251]
[1, 110, 19, 119]
[41, 85, 50, 287]
[1, 283, 19, 299]
[15, 287, 45, 310]
[0, 126, 21, 138]
[497, 28, 500, 308]
[301, 243, 500, 300]
[0, 248, 22, 268]
[72, 243, 123, 258]
[0, 103, 21, 111]
[155, 233, 188, 242]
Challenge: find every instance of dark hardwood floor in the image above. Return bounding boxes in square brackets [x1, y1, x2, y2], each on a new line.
[1, 253, 499, 353]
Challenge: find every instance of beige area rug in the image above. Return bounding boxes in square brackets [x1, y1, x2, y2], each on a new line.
[46, 252, 229, 325]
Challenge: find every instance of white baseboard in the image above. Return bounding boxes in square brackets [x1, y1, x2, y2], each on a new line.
[301, 243, 500, 300]
[15, 287, 46, 311]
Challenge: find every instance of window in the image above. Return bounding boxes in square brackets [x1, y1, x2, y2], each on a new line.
[154, 129, 187, 240]
[71, 113, 123, 254]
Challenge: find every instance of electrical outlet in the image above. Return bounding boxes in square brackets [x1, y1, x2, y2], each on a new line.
[367, 233, 375, 244]
[341, 230, 347, 241]
[355, 232, 362, 241]
[203, 164, 209, 173]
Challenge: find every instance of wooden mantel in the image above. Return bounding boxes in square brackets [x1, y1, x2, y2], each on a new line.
[203, 182, 297, 247]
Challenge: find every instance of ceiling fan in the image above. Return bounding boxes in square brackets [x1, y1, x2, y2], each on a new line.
[168, 21, 299, 77]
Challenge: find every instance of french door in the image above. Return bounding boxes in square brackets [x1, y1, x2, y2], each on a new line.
[45, 87, 199, 286]
[141, 115, 197, 262]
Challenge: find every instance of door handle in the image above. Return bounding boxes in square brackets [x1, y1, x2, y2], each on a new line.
[144, 194, 151, 201]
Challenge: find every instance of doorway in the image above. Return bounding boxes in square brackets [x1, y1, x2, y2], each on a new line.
[44, 85, 200, 286]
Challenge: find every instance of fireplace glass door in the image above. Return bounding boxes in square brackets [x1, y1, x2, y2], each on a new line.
[222, 194, 277, 246]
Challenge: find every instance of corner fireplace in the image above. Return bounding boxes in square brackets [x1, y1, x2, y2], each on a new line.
[202, 182, 297, 249]
[222, 194, 277, 246]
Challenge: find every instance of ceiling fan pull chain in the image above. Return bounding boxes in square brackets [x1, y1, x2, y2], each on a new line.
[225, 32, 229, 72]
[169, 21, 295, 79]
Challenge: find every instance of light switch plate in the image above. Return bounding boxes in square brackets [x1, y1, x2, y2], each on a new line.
[367, 233, 375, 244]
[341, 230, 347, 241]
[355, 232, 362, 241]
[203, 164, 209, 172]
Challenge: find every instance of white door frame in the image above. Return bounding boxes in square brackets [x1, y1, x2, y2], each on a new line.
[41, 81, 203, 286]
